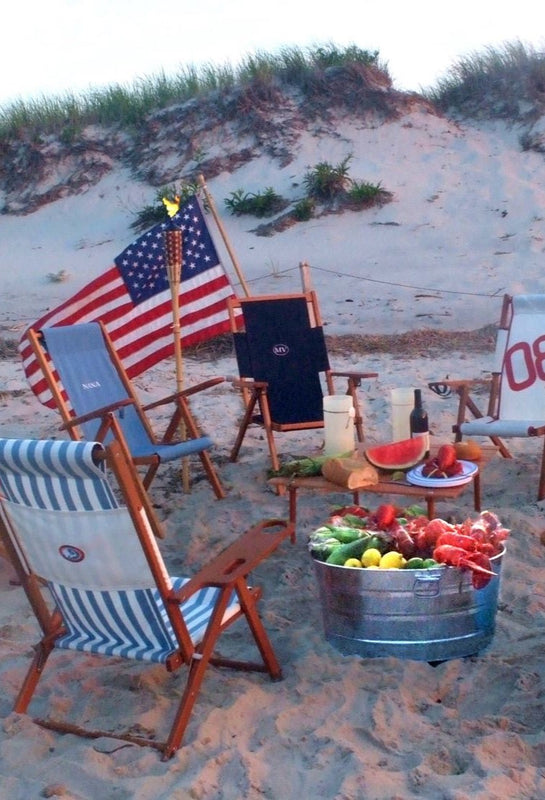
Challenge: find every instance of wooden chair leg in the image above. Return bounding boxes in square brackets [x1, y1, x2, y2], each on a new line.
[236, 582, 282, 680]
[198, 450, 226, 499]
[230, 391, 259, 462]
[163, 648, 212, 760]
[165, 398, 225, 498]
[14, 640, 55, 714]
[257, 394, 281, 475]
[454, 386, 512, 459]
[143, 463, 160, 489]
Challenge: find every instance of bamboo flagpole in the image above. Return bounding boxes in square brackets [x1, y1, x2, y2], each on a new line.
[163, 214, 190, 492]
[197, 173, 251, 297]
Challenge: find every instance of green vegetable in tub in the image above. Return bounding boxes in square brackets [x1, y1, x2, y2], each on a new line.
[308, 526, 338, 541]
[323, 525, 370, 543]
[405, 557, 425, 570]
[363, 534, 392, 555]
[404, 504, 426, 518]
[307, 527, 345, 561]
[337, 513, 370, 529]
[309, 539, 345, 561]
[326, 534, 381, 565]
[422, 558, 441, 569]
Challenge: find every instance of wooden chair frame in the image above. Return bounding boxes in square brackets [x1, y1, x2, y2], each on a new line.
[0, 435, 294, 760]
[27, 321, 225, 497]
[429, 293, 545, 500]
[228, 291, 378, 473]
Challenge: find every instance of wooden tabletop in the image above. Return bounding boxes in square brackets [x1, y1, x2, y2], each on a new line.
[268, 445, 498, 523]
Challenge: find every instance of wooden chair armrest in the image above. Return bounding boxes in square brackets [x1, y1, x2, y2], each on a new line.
[229, 377, 268, 391]
[61, 399, 134, 430]
[331, 370, 378, 384]
[170, 519, 293, 602]
[428, 378, 491, 399]
[142, 377, 225, 411]
[529, 425, 545, 437]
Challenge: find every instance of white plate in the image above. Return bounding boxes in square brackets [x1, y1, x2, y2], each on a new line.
[406, 459, 478, 488]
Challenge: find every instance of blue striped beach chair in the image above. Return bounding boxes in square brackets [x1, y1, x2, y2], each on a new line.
[0, 437, 293, 760]
[25, 321, 226, 496]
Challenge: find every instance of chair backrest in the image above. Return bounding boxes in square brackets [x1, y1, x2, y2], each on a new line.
[35, 323, 154, 450]
[0, 438, 183, 664]
[498, 295, 545, 420]
[230, 293, 331, 425]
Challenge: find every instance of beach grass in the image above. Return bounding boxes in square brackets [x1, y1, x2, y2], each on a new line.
[0, 43, 382, 143]
[428, 40, 545, 118]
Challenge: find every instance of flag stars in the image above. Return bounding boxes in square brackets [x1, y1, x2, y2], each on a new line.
[114, 196, 220, 306]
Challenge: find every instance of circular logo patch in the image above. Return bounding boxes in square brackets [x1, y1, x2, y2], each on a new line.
[272, 343, 289, 356]
[59, 545, 85, 563]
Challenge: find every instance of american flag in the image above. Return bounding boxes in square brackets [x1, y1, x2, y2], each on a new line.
[20, 195, 239, 406]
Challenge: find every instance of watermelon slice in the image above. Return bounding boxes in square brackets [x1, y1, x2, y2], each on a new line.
[365, 437, 427, 470]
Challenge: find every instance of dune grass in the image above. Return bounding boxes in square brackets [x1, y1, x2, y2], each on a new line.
[0, 43, 382, 143]
[3, 39, 544, 155]
[428, 40, 545, 117]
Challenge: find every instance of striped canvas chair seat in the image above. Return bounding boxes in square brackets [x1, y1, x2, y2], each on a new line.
[0, 439, 238, 663]
[51, 580, 240, 662]
[0, 436, 292, 759]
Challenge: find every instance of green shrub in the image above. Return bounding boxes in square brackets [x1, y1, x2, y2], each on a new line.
[292, 197, 316, 221]
[303, 155, 353, 201]
[130, 182, 200, 231]
[224, 187, 287, 217]
[347, 180, 383, 204]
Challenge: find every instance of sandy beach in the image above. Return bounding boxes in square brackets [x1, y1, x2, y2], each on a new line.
[2, 102, 545, 799]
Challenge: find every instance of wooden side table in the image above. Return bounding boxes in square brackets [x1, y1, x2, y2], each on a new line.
[268, 446, 497, 527]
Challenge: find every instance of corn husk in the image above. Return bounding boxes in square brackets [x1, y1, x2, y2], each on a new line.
[322, 457, 379, 489]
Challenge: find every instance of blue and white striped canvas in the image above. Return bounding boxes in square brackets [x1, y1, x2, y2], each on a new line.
[0, 439, 239, 663]
[0, 439, 118, 511]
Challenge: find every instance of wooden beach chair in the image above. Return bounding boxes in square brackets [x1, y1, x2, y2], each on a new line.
[228, 291, 378, 472]
[429, 294, 545, 500]
[27, 321, 225, 497]
[0, 436, 293, 760]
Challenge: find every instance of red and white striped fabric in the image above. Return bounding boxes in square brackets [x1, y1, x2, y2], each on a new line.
[19, 195, 239, 407]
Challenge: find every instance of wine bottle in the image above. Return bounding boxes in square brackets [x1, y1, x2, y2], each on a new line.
[410, 389, 429, 456]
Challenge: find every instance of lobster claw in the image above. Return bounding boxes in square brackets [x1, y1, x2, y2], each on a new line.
[462, 552, 497, 589]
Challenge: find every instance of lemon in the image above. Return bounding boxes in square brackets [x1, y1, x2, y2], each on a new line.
[344, 557, 363, 568]
[361, 548, 382, 567]
[379, 551, 405, 569]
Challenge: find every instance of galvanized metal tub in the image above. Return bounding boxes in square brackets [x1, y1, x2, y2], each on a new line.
[312, 547, 504, 661]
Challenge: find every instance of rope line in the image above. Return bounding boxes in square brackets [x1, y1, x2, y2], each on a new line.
[235, 263, 506, 300]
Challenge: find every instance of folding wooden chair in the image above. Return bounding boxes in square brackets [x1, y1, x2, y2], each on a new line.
[0, 436, 293, 760]
[26, 321, 225, 497]
[228, 291, 378, 472]
[429, 294, 545, 500]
